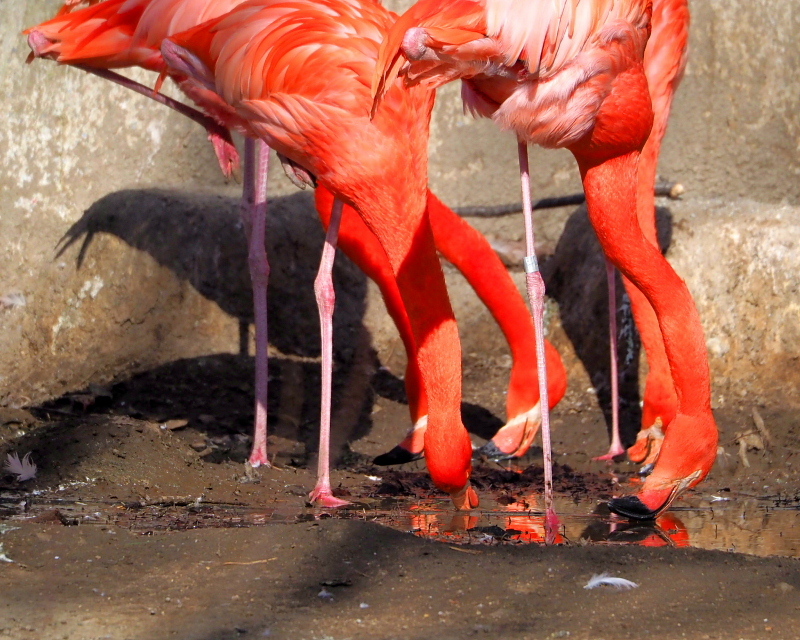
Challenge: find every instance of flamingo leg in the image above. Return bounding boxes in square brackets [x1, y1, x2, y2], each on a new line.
[518, 142, 558, 544]
[594, 258, 625, 460]
[309, 197, 350, 507]
[243, 139, 272, 468]
[313, 189, 428, 467]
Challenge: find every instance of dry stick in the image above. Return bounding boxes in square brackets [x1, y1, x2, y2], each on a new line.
[455, 182, 683, 218]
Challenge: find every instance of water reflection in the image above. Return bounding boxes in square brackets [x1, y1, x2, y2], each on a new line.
[354, 492, 800, 557]
[4, 488, 800, 557]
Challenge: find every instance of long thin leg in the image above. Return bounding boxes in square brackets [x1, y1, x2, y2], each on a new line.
[518, 141, 557, 544]
[309, 197, 350, 507]
[594, 258, 625, 460]
[246, 140, 271, 468]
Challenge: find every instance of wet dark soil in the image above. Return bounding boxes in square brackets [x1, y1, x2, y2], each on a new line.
[2, 353, 800, 639]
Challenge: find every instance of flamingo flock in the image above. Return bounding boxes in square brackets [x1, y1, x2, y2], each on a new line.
[25, 0, 718, 525]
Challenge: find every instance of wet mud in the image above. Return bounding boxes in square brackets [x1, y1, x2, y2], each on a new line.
[2, 352, 800, 639]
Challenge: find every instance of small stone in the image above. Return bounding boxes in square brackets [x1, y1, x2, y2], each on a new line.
[190, 440, 208, 452]
[162, 419, 189, 431]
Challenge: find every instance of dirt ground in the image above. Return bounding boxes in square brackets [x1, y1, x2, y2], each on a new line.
[1, 348, 800, 640]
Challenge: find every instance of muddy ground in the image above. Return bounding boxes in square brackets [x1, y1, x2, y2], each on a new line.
[1, 347, 800, 640]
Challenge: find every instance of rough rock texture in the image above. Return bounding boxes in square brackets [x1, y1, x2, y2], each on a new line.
[2, 0, 799, 414]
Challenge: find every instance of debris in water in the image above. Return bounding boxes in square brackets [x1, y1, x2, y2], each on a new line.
[223, 557, 277, 566]
[318, 588, 334, 601]
[752, 407, 773, 448]
[449, 546, 483, 555]
[161, 419, 189, 431]
[583, 573, 638, 590]
[4, 452, 37, 481]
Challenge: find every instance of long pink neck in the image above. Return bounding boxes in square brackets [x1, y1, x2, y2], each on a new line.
[334, 165, 472, 496]
[425, 192, 566, 414]
[578, 152, 711, 417]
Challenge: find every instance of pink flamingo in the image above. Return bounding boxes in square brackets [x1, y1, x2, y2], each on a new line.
[26, 0, 274, 470]
[374, 0, 718, 520]
[162, 0, 481, 508]
[27, 0, 568, 506]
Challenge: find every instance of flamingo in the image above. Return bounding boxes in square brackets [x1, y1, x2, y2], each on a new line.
[374, 0, 719, 519]
[161, 0, 482, 508]
[26, 0, 275, 470]
[27, 0, 568, 504]
[594, 0, 689, 463]
[317, 188, 569, 467]
[621, 0, 689, 468]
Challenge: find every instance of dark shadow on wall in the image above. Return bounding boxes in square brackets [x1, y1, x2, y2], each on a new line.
[542, 204, 674, 449]
[50, 188, 503, 462]
[55, 189, 377, 459]
[57, 189, 371, 361]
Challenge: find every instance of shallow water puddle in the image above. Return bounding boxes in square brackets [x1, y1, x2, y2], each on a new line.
[3, 488, 800, 557]
[368, 493, 800, 557]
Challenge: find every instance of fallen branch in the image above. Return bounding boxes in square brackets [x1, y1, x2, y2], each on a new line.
[455, 181, 684, 218]
[223, 557, 278, 566]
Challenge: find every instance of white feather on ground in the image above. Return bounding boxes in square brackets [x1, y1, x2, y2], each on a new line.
[0, 543, 13, 563]
[4, 452, 37, 481]
[584, 573, 639, 590]
[0, 293, 26, 309]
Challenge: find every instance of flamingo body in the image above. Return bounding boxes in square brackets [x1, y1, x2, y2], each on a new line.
[375, 0, 718, 518]
[164, 0, 478, 505]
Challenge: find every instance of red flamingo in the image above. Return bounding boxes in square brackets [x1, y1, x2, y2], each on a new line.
[375, 0, 718, 520]
[26, 0, 275, 470]
[621, 0, 689, 467]
[317, 188, 569, 467]
[162, 0, 482, 508]
[27, 0, 568, 504]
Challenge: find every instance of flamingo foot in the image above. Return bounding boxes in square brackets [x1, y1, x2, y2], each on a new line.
[450, 483, 479, 510]
[309, 485, 350, 508]
[373, 418, 427, 465]
[593, 444, 627, 462]
[475, 406, 542, 461]
[627, 419, 665, 465]
[247, 450, 271, 469]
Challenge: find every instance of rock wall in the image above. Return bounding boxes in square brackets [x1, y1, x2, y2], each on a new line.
[1, 0, 798, 411]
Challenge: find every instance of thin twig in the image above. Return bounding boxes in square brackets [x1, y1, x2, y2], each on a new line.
[448, 546, 482, 554]
[455, 181, 684, 218]
[222, 557, 278, 566]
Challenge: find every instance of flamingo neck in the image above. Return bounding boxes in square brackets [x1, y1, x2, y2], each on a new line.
[577, 151, 712, 416]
